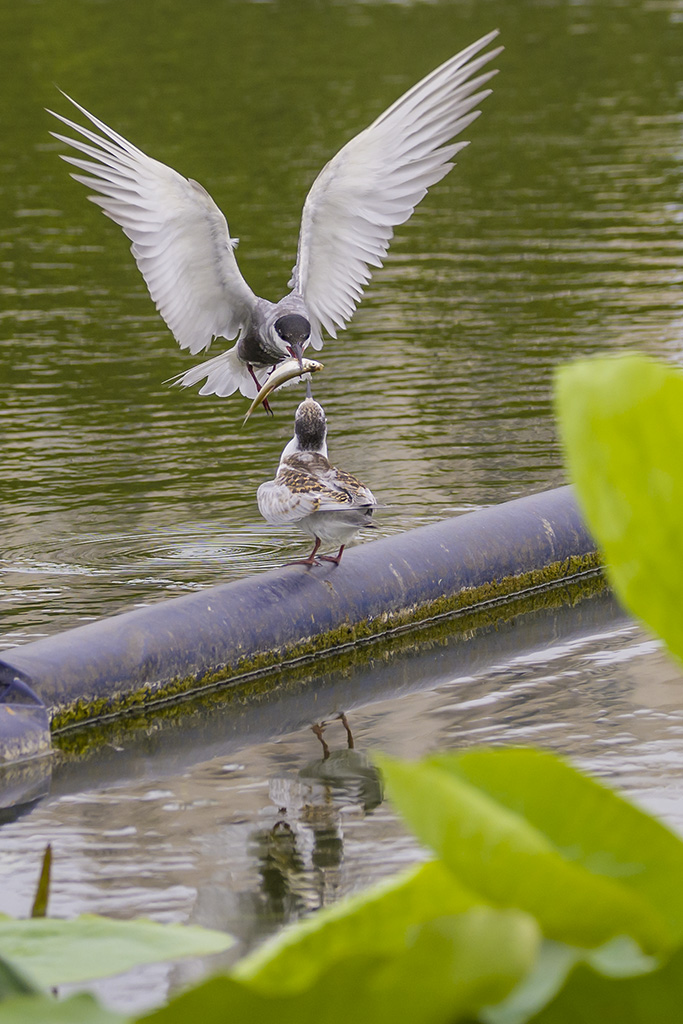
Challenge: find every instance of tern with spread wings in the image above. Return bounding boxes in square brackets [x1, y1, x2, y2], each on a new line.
[49, 31, 501, 408]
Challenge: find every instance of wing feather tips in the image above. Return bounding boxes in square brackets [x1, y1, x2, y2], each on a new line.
[49, 93, 258, 357]
[370, 32, 501, 132]
[292, 31, 501, 344]
[51, 89, 150, 160]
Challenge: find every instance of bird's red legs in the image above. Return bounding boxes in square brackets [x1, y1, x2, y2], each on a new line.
[318, 545, 345, 565]
[311, 722, 330, 760]
[247, 363, 273, 415]
[338, 712, 354, 749]
[286, 536, 322, 567]
[311, 713, 353, 760]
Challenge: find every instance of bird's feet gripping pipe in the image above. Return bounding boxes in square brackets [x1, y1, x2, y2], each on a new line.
[285, 537, 322, 568]
[317, 545, 345, 566]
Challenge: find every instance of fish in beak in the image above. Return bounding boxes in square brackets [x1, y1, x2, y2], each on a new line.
[243, 357, 324, 425]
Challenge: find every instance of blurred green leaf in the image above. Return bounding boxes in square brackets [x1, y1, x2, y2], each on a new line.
[140, 907, 539, 1024]
[0, 992, 127, 1024]
[431, 748, 683, 945]
[555, 353, 683, 662]
[377, 751, 673, 952]
[0, 915, 233, 987]
[485, 937, 658, 1024]
[527, 942, 683, 1023]
[0, 953, 42, 1001]
[235, 859, 482, 992]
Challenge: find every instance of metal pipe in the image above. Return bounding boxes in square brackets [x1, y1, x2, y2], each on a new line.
[0, 485, 598, 736]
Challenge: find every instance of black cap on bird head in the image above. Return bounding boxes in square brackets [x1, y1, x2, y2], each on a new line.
[274, 314, 310, 367]
[294, 396, 327, 451]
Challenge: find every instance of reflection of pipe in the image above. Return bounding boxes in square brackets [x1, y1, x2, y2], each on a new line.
[0, 485, 598, 734]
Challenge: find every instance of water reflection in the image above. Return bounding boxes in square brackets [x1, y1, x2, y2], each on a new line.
[0, 589, 682, 1013]
[252, 730, 382, 926]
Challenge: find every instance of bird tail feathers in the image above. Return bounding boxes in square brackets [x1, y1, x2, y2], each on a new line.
[166, 345, 266, 399]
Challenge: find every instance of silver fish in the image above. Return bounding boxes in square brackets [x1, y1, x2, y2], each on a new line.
[242, 358, 324, 424]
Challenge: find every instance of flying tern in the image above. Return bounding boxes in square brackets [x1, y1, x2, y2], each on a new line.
[49, 31, 501, 408]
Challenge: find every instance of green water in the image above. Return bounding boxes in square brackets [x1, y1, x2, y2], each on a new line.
[2, 0, 682, 645]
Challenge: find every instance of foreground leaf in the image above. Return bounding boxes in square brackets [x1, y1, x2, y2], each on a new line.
[485, 936, 658, 1024]
[378, 752, 672, 951]
[0, 915, 233, 987]
[555, 353, 683, 662]
[0, 992, 127, 1024]
[141, 907, 539, 1024]
[432, 748, 683, 945]
[0, 953, 42, 1001]
[528, 942, 683, 1023]
[235, 859, 482, 992]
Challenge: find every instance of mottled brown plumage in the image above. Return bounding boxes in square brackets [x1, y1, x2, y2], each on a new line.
[257, 397, 379, 566]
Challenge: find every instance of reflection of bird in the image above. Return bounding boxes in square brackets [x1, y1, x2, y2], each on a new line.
[311, 712, 355, 760]
[300, 750, 384, 817]
[305, 714, 384, 813]
[49, 32, 500, 405]
[257, 392, 379, 565]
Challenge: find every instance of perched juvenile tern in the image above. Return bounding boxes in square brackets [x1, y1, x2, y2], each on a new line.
[49, 31, 500, 405]
[257, 392, 379, 566]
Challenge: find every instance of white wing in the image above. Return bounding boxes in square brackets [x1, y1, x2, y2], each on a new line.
[290, 30, 502, 347]
[49, 94, 257, 354]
